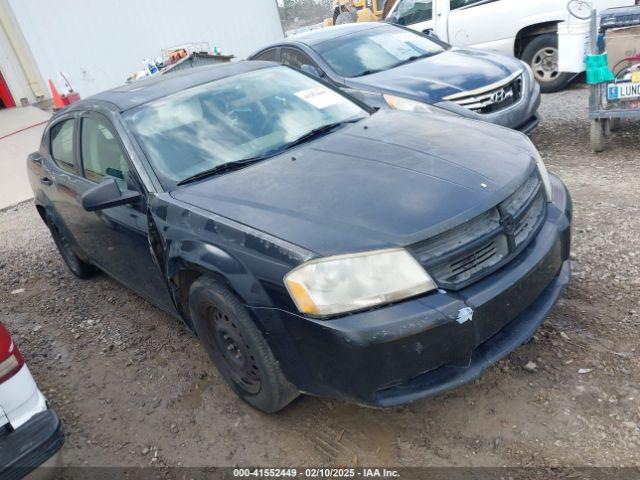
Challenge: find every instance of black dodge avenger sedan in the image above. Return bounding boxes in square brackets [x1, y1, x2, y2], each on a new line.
[27, 62, 571, 412]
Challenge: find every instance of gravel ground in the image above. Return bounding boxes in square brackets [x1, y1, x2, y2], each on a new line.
[1, 85, 639, 470]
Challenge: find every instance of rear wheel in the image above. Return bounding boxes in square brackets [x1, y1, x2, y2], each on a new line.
[47, 218, 96, 279]
[590, 119, 609, 153]
[189, 276, 299, 413]
[522, 34, 573, 93]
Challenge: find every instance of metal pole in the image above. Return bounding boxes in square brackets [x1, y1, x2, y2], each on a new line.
[589, 8, 599, 115]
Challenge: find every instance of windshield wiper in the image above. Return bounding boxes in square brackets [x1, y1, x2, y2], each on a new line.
[275, 119, 363, 153]
[391, 53, 435, 68]
[392, 53, 432, 68]
[177, 157, 266, 186]
[358, 68, 384, 77]
[176, 119, 362, 186]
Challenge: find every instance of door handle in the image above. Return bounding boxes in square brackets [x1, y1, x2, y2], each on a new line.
[40, 177, 53, 186]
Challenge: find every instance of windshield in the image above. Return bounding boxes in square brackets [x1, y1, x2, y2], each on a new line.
[314, 25, 445, 78]
[125, 66, 367, 188]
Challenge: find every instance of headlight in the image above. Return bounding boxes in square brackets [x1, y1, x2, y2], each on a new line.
[284, 248, 437, 316]
[383, 94, 459, 116]
[524, 136, 553, 201]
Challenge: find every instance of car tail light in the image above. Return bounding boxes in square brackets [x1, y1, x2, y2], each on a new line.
[0, 323, 24, 383]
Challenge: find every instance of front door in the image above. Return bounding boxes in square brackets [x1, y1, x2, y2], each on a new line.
[387, 0, 448, 40]
[447, 0, 511, 54]
[61, 112, 175, 312]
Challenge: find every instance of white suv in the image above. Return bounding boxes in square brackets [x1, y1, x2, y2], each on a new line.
[0, 322, 64, 479]
[386, 0, 635, 92]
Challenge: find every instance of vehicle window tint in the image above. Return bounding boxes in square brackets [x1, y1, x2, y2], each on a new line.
[125, 66, 367, 188]
[253, 49, 278, 61]
[391, 0, 433, 25]
[451, 0, 487, 10]
[315, 24, 444, 78]
[50, 120, 75, 174]
[281, 48, 317, 70]
[80, 117, 130, 189]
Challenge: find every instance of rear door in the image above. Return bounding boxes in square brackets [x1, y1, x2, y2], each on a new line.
[39, 114, 84, 239]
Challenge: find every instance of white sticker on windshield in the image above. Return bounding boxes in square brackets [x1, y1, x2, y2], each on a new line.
[295, 87, 345, 109]
[370, 33, 418, 58]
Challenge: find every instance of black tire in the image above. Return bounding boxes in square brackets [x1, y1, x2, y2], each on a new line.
[521, 33, 573, 93]
[189, 276, 299, 413]
[590, 119, 608, 153]
[47, 218, 96, 279]
[609, 118, 621, 132]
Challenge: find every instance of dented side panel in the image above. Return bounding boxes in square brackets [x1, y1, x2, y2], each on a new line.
[148, 195, 314, 324]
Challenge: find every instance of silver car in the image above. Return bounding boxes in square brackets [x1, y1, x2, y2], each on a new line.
[250, 22, 541, 133]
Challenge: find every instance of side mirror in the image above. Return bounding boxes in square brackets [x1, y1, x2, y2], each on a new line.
[301, 64, 325, 79]
[423, 29, 441, 41]
[81, 177, 142, 212]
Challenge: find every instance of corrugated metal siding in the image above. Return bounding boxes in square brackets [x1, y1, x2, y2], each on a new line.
[8, 0, 283, 98]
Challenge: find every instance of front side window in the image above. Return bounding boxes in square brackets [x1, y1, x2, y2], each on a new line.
[451, 0, 487, 10]
[125, 66, 367, 188]
[388, 0, 433, 26]
[50, 119, 75, 174]
[315, 24, 444, 78]
[80, 116, 131, 190]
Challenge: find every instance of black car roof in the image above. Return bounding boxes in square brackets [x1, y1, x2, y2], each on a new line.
[65, 61, 277, 113]
[276, 22, 384, 48]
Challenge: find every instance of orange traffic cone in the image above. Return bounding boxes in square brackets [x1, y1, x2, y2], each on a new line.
[49, 79, 65, 109]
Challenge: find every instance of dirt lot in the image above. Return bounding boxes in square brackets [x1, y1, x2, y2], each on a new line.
[1, 86, 639, 470]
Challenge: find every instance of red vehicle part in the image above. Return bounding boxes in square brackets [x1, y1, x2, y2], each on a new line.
[0, 322, 24, 384]
[0, 70, 16, 108]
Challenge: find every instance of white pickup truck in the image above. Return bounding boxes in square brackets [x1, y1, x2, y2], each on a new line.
[386, 0, 636, 92]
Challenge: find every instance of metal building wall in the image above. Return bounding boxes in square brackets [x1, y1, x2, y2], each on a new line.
[8, 0, 284, 99]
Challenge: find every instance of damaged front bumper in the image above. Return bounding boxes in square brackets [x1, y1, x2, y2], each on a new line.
[252, 174, 571, 407]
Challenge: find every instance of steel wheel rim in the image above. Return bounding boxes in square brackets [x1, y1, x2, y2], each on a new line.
[532, 47, 560, 82]
[209, 307, 261, 394]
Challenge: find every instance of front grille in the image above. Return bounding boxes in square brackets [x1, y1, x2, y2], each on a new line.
[444, 72, 524, 115]
[410, 170, 547, 290]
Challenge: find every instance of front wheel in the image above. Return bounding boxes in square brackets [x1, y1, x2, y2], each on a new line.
[522, 33, 573, 93]
[189, 276, 299, 413]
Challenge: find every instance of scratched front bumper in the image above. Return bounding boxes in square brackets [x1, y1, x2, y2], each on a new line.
[252, 175, 571, 407]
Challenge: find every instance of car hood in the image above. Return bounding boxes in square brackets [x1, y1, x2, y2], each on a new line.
[344, 48, 524, 103]
[171, 110, 535, 256]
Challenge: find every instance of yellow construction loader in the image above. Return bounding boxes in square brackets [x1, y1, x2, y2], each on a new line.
[324, 0, 395, 27]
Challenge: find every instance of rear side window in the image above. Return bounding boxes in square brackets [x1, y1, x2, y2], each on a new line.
[253, 49, 278, 61]
[281, 48, 317, 70]
[49, 120, 75, 174]
[391, 0, 433, 25]
[80, 116, 130, 189]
